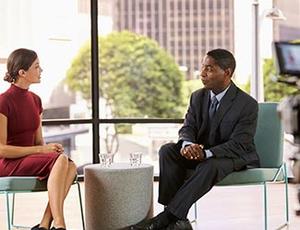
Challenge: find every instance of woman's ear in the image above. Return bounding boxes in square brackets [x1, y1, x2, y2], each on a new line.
[18, 69, 26, 77]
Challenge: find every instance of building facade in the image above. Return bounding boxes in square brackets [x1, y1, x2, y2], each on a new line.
[113, 0, 234, 79]
[273, 0, 300, 41]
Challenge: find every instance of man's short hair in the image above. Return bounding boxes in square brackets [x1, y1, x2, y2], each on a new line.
[207, 49, 236, 74]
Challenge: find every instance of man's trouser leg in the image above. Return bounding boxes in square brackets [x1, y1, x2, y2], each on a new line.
[158, 143, 235, 219]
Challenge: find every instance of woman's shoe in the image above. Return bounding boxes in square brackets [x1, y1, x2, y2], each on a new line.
[31, 224, 48, 230]
[50, 227, 66, 230]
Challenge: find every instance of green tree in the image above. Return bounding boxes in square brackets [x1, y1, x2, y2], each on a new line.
[65, 31, 185, 118]
[182, 79, 203, 108]
[263, 58, 298, 102]
[244, 58, 298, 102]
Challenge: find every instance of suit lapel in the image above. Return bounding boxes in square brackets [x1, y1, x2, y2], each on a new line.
[197, 90, 210, 139]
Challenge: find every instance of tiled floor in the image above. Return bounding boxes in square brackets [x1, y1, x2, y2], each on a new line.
[1, 182, 300, 230]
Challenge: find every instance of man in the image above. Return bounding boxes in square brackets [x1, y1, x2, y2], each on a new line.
[130, 49, 260, 229]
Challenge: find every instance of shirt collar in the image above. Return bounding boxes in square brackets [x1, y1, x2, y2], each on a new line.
[210, 84, 231, 102]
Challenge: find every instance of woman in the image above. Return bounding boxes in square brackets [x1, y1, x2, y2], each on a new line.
[0, 48, 77, 230]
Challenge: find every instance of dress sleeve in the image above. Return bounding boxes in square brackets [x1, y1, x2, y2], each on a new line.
[31, 93, 43, 115]
[37, 95, 43, 114]
[0, 95, 9, 117]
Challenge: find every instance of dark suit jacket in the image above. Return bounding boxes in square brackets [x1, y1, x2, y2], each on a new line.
[178, 82, 260, 170]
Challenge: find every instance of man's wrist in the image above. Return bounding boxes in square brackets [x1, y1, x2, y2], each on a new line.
[204, 149, 213, 158]
[182, 141, 194, 150]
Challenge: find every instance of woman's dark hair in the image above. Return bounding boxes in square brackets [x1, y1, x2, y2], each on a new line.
[4, 48, 37, 83]
[206, 49, 236, 75]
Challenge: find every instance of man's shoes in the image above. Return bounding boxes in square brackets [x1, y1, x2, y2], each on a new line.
[166, 219, 193, 230]
[129, 213, 169, 230]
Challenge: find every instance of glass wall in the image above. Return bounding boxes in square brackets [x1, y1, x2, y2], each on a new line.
[1, 0, 300, 175]
[0, 0, 93, 172]
[0, 0, 91, 119]
[92, 0, 235, 174]
[43, 124, 93, 167]
[100, 122, 181, 174]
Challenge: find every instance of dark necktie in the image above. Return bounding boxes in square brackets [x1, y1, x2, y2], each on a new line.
[209, 96, 218, 120]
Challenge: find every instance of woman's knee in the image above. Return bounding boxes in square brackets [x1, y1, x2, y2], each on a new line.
[68, 161, 77, 175]
[56, 154, 69, 166]
[57, 154, 69, 164]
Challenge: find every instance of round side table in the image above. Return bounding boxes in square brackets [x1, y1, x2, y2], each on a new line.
[84, 163, 153, 230]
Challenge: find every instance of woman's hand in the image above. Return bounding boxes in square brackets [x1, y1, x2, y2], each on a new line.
[41, 143, 64, 154]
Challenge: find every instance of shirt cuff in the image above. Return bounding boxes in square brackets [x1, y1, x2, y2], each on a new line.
[204, 149, 214, 158]
[181, 140, 194, 150]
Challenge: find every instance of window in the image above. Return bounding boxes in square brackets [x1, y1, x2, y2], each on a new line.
[0, 0, 258, 175]
[0, 0, 92, 168]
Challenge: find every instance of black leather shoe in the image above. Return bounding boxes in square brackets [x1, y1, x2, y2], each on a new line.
[129, 214, 169, 230]
[166, 219, 193, 230]
[31, 224, 48, 230]
[50, 227, 66, 230]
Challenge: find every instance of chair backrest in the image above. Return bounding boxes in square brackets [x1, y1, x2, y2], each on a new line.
[254, 102, 283, 168]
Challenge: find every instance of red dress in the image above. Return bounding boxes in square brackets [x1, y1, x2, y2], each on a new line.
[0, 84, 60, 180]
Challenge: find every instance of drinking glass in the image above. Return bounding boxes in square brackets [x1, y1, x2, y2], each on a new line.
[130, 152, 142, 166]
[99, 153, 114, 167]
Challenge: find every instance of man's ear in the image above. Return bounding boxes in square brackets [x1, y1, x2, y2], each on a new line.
[224, 68, 232, 77]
